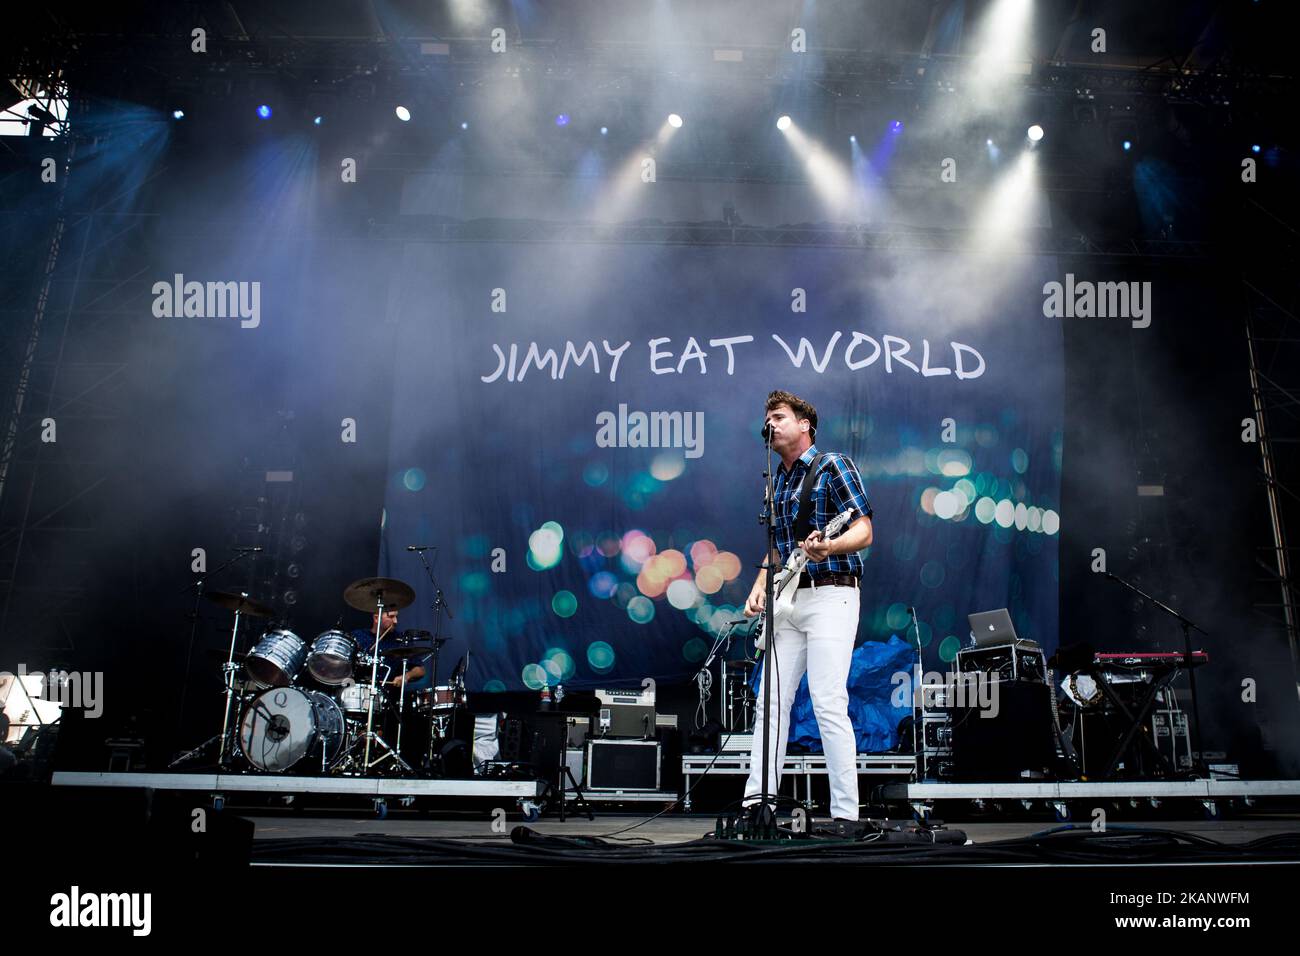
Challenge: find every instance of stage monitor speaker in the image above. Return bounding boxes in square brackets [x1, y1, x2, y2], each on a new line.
[949, 680, 1055, 782]
[586, 739, 660, 791]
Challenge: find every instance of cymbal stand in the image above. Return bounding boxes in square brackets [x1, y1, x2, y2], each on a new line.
[338, 590, 411, 774]
[173, 549, 258, 767]
[216, 601, 246, 765]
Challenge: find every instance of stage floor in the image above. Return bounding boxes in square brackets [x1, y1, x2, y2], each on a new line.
[245, 811, 1300, 847]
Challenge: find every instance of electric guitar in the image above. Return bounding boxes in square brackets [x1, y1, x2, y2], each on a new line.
[754, 508, 857, 652]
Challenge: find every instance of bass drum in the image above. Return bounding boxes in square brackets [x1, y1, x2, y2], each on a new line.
[239, 687, 346, 773]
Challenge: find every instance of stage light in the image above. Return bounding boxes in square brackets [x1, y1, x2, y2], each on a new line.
[1251, 144, 1261, 153]
[668, 113, 683, 128]
[1122, 139, 1132, 151]
[395, 105, 411, 121]
[986, 138, 993, 146]
[461, 121, 469, 130]
[313, 115, 322, 126]
[172, 109, 184, 120]
[600, 126, 608, 135]
[776, 115, 791, 131]
[256, 105, 272, 120]
[849, 134, 856, 143]
[889, 119, 904, 134]
[1027, 124, 1043, 142]
[556, 113, 570, 126]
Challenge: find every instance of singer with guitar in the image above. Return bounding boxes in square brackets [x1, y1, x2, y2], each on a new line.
[743, 390, 874, 826]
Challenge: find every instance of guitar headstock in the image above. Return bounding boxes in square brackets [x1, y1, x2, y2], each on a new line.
[824, 508, 855, 538]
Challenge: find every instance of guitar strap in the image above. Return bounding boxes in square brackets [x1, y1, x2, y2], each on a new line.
[791, 452, 829, 546]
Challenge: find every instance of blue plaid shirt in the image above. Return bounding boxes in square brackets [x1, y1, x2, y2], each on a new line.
[771, 445, 873, 575]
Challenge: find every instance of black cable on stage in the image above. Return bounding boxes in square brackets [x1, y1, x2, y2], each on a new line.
[249, 823, 1300, 868]
[570, 728, 745, 841]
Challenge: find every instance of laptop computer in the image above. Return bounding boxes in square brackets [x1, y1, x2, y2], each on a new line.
[967, 608, 1019, 647]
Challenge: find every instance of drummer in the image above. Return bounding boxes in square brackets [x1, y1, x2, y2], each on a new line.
[351, 608, 434, 771]
[351, 609, 430, 690]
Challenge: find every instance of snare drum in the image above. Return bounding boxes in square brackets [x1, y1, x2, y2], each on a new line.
[414, 684, 464, 714]
[337, 680, 384, 717]
[306, 629, 356, 685]
[245, 629, 307, 689]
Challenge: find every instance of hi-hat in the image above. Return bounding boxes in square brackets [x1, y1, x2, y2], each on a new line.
[343, 576, 416, 613]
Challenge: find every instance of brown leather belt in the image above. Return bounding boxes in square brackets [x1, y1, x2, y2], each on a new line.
[798, 571, 859, 589]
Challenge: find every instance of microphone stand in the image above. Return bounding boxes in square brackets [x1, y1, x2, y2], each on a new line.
[749, 429, 780, 832]
[907, 606, 926, 782]
[412, 548, 455, 768]
[412, 547, 454, 673]
[173, 548, 260, 768]
[1103, 571, 1210, 776]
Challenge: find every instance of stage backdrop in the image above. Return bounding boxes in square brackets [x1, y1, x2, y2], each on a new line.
[378, 243, 1062, 693]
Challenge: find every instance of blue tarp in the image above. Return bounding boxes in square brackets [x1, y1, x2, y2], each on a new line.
[752, 635, 916, 754]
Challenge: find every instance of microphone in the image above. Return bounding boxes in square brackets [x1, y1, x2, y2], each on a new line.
[407, 545, 436, 552]
[761, 423, 775, 442]
[232, 546, 263, 553]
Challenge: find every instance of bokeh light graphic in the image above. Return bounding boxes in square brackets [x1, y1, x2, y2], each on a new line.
[528, 521, 565, 570]
[650, 452, 686, 481]
[587, 641, 616, 673]
[938, 636, 963, 662]
[588, 571, 618, 599]
[627, 595, 655, 624]
[551, 590, 578, 617]
[543, 647, 576, 680]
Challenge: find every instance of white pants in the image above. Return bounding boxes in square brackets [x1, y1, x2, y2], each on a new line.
[744, 583, 860, 820]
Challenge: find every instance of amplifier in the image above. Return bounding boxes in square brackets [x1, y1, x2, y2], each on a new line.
[922, 714, 952, 753]
[570, 712, 677, 746]
[956, 640, 1047, 684]
[586, 738, 661, 791]
[596, 686, 655, 706]
[565, 716, 588, 749]
[950, 680, 1055, 781]
[594, 687, 656, 739]
[564, 747, 585, 786]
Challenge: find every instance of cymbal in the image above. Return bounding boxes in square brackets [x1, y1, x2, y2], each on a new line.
[205, 590, 275, 618]
[343, 576, 416, 613]
[383, 641, 435, 660]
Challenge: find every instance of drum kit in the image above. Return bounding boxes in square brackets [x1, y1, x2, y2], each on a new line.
[170, 575, 466, 776]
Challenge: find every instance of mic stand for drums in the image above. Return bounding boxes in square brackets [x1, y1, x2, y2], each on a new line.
[169, 584, 272, 771]
[412, 548, 458, 771]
